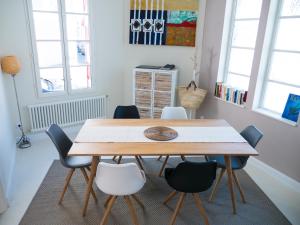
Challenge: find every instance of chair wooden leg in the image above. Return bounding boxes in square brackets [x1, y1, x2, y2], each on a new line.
[169, 192, 186, 225]
[135, 156, 145, 171]
[163, 191, 177, 205]
[232, 171, 246, 203]
[131, 194, 144, 209]
[158, 155, 169, 177]
[112, 156, 117, 162]
[124, 196, 139, 225]
[138, 156, 143, 161]
[208, 168, 225, 202]
[180, 155, 186, 161]
[80, 168, 98, 203]
[192, 193, 210, 225]
[157, 155, 162, 161]
[104, 195, 113, 208]
[59, 168, 75, 204]
[117, 156, 122, 164]
[100, 196, 117, 225]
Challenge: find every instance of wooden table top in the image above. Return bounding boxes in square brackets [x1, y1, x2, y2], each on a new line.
[68, 119, 258, 156]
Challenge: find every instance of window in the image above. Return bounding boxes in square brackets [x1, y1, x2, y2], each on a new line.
[259, 0, 300, 114]
[219, 0, 263, 91]
[28, 0, 92, 95]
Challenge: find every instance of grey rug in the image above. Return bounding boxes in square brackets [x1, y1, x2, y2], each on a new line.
[19, 158, 290, 225]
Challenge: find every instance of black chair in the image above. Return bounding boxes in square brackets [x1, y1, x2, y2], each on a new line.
[164, 161, 217, 225]
[46, 124, 97, 204]
[112, 105, 144, 170]
[206, 125, 263, 203]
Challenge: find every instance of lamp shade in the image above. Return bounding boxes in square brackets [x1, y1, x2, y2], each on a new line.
[1, 56, 21, 75]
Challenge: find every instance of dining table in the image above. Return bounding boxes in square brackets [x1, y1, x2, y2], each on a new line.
[68, 119, 258, 216]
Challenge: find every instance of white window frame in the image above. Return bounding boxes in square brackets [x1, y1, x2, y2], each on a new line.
[26, 0, 95, 97]
[257, 0, 300, 115]
[217, 0, 262, 90]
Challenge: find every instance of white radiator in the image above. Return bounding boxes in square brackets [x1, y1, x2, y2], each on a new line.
[28, 95, 108, 132]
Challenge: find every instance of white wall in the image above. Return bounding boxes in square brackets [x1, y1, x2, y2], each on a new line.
[0, 0, 205, 132]
[122, 0, 206, 105]
[198, 0, 300, 182]
[0, 70, 16, 198]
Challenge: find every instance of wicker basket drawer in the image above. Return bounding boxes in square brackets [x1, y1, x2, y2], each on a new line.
[135, 90, 152, 107]
[135, 72, 152, 90]
[154, 91, 171, 108]
[154, 73, 172, 91]
[138, 107, 151, 118]
[153, 109, 163, 119]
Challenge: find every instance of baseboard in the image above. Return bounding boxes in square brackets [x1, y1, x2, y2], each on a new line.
[245, 157, 300, 225]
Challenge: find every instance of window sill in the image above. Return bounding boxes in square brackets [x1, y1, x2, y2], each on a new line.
[214, 96, 246, 109]
[253, 108, 298, 127]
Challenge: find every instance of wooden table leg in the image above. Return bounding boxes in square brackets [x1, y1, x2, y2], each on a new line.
[82, 156, 100, 216]
[224, 155, 236, 214]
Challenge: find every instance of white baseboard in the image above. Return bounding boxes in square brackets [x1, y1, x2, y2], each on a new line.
[245, 157, 300, 225]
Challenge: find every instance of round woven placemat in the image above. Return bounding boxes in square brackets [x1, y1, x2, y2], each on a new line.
[144, 126, 178, 141]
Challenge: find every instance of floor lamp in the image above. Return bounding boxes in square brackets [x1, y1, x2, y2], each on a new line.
[1, 56, 31, 149]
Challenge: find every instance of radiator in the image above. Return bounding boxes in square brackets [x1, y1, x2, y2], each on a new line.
[28, 95, 108, 132]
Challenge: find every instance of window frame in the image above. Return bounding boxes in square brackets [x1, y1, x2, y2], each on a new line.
[26, 0, 95, 98]
[258, 0, 300, 114]
[218, 0, 262, 91]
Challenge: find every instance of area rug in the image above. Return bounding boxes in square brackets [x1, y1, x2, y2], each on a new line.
[19, 157, 290, 225]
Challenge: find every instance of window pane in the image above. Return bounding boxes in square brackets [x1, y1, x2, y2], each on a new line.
[235, 0, 262, 19]
[269, 52, 300, 85]
[262, 82, 300, 113]
[227, 73, 250, 90]
[40, 68, 64, 92]
[33, 12, 60, 40]
[70, 66, 91, 89]
[232, 20, 259, 48]
[68, 41, 90, 65]
[37, 41, 62, 67]
[32, 0, 57, 11]
[275, 18, 300, 51]
[65, 0, 88, 13]
[281, 0, 300, 16]
[228, 48, 254, 75]
[66, 15, 89, 40]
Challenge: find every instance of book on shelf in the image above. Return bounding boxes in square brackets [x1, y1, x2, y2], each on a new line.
[214, 82, 247, 106]
[282, 93, 300, 123]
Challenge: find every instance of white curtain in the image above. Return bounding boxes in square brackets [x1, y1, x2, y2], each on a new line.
[0, 182, 8, 214]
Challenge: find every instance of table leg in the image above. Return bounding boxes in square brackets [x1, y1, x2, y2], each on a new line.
[224, 155, 236, 214]
[82, 156, 100, 216]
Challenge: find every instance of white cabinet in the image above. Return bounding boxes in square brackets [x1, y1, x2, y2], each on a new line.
[133, 68, 178, 118]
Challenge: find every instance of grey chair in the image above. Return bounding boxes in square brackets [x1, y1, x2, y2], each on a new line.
[46, 124, 97, 204]
[206, 125, 263, 203]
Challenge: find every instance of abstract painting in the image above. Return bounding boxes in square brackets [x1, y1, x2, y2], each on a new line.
[129, 0, 199, 46]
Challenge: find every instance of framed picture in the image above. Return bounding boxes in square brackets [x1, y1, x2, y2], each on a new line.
[282, 93, 300, 122]
[129, 0, 199, 46]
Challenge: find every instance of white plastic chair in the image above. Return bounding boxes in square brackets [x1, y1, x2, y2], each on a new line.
[161, 106, 188, 120]
[95, 162, 146, 225]
[158, 107, 188, 176]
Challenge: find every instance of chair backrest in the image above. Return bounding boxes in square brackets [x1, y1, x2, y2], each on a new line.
[46, 124, 73, 162]
[95, 162, 146, 196]
[240, 125, 263, 148]
[238, 125, 263, 166]
[113, 105, 140, 119]
[161, 107, 188, 119]
[166, 161, 217, 193]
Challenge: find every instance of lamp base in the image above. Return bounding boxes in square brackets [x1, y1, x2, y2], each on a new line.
[17, 135, 31, 149]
